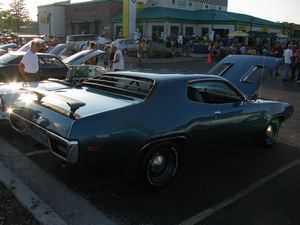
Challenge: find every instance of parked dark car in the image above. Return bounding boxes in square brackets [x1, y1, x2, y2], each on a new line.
[0, 52, 69, 82]
[191, 43, 209, 54]
[46, 43, 67, 58]
[9, 55, 293, 188]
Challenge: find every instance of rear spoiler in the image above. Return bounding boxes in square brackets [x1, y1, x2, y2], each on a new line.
[22, 88, 85, 119]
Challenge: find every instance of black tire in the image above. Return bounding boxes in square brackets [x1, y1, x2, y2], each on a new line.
[140, 142, 179, 188]
[122, 48, 128, 55]
[258, 118, 280, 147]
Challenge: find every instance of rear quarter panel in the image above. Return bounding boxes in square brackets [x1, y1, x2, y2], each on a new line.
[68, 78, 196, 166]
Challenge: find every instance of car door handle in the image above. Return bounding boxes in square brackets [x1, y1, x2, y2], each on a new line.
[214, 110, 222, 115]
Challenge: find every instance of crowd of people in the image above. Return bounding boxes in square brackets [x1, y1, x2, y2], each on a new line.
[206, 39, 300, 82]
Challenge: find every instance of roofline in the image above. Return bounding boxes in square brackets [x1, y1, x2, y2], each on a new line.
[110, 7, 282, 29]
[38, 0, 122, 8]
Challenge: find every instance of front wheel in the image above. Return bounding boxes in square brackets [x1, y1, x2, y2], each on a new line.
[122, 48, 128, 55]
[140, 142, 179, 188]
[257, 119, 280, 147]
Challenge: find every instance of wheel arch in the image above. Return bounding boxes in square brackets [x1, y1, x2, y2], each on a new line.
[139, 136, 187, 157]
[126, 136, 188, 176]
[269, 114, 285, 127]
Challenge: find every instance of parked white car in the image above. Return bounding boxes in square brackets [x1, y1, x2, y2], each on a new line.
[110, 39, 138, 55]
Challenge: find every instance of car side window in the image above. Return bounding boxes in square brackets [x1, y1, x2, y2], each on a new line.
[188, 81, 242, 104]
[39, 57, 65, 69]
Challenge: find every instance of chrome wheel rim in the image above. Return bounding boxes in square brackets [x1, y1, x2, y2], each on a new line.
[265, 120, 279, 145]
[151, 154, 165, 173]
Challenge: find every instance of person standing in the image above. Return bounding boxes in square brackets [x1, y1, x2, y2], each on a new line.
[177, 32, 183, 56]
[87, 42, 98, 65]
[110, 43, 124, 72]
[137, 40, 143, 65]
[97, 34, 107, 50]
[291, 45, 300, 81]
[18, 39, 42, 82]
[283, 44, 293, 81]
[81, 41, 90, 50]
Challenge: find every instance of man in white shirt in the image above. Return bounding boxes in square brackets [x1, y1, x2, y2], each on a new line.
[283, 44, 293, 81]
[110, 43, 124, 72]
[18, 39, 42, 82]
[177, 33, 183, 56]
[97, 34, 108, 50]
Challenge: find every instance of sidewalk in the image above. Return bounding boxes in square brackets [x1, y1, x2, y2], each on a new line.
[0, 161, 67, 225]
[0, 181, 40, 225]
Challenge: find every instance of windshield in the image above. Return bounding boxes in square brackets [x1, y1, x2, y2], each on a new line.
[0, 53, 19, 64]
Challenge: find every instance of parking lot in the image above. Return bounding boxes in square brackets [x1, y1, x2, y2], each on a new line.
[0, 58, 300, 225]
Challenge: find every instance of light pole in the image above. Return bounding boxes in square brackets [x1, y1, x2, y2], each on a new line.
[48, 13, 52, 35]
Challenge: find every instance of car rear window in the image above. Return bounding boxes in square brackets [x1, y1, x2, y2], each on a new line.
[81, 74, 155, 99]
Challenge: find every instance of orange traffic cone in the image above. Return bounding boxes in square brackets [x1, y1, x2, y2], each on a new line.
[207, 53, 212, 64]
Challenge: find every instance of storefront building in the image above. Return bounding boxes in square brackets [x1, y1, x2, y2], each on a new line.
[38, 0, 289, 40]
[110, 7, 283, 41]
[38, 0, 122, 37]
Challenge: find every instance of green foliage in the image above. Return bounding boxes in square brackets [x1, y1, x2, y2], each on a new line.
[0, 10, 14, 30]
[9, 0, 29, 31]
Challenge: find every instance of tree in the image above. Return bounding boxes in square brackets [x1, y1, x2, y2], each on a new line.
[0, 10, 14, 31]
[9, 0, 29, 31]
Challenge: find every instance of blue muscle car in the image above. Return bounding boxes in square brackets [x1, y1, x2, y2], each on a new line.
[9, 55, 293, 188]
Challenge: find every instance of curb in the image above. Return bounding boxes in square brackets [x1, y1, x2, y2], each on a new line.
[0, 161, 68, 225]
[0, 134, 116, 225]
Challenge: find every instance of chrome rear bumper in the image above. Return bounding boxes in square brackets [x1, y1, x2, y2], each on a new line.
[10, 112, 79, 164]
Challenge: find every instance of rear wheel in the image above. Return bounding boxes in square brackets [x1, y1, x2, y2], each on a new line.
[122, 48, 128, 55]
[140, 142, 179, 188]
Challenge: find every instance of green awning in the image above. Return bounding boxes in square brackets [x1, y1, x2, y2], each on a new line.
[110, 7, 282, 29]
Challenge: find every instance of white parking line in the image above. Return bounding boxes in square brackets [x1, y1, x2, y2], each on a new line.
[26, 149, 51, 156]
[179, 157, 300, 225]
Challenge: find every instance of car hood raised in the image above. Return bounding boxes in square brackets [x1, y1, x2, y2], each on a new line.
[208, 55, 283, 98]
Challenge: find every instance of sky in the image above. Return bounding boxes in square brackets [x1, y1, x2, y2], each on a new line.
[1, 0, 300, 24]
